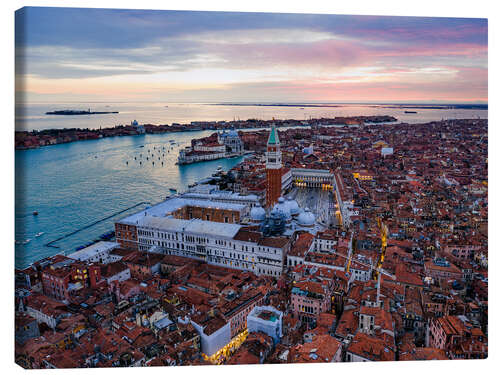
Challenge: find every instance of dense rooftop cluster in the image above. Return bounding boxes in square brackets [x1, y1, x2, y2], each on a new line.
[15, 115, 395, 150]
[15, 118, 487, 368]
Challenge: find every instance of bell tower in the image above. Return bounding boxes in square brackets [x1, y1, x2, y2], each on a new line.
[266, 124, 282, 207]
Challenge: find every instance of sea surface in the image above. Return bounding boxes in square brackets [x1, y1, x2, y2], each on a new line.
[15, 102, 488, 268]
[16, 102, 487, 131]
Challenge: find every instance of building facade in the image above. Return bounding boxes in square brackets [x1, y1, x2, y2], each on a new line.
[116, 214, 290, 277]
[291, 280, 332, 326]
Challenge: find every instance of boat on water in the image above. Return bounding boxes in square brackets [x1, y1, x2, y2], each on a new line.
[35, 232, 45, 237]
[212, 166, 224, 176]
[169, 188, 177, 193]
[404, 111, 417, 114]
[32, 211, 38, 216]
[99, 230, 115, 240]
[23, 239, 31, 244]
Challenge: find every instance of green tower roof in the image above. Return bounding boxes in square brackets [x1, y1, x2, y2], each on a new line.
[268, 125, 280, 145]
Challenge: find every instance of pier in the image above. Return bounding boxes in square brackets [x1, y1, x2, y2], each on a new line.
[44, 201, 151, 248]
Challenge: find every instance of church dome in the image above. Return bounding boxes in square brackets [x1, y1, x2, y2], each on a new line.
[298, 207, 315, 227]
[274, 197, 291, 221]
[250, 205, 266, 222]
[285, 196, 300, 216]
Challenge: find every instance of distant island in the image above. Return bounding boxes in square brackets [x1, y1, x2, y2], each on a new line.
[211, 103, 342, 108]
[371, 104, 488, 110]
[212, 103, 488, 110]
[45, 109, 119, 115]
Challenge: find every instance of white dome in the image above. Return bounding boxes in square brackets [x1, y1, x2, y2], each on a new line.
[274, 197, 291, 221]
[250, 205, 266, 222]
[298, 207, 316, 227]
[286, 196, 300, 216]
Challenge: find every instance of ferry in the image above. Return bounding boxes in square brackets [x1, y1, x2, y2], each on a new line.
[212, 167, 224, 177]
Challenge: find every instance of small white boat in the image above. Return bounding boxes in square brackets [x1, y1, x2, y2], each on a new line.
[23, 239, 31, 244]
[35, 232, 45, 237]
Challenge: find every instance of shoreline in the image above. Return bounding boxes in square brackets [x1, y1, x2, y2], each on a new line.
[15, 115, 397, 150]
[14, 117, 488, 270]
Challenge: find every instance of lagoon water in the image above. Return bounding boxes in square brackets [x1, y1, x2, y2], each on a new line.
[15, 130, 245, 268]
[15, 102, 488, 268]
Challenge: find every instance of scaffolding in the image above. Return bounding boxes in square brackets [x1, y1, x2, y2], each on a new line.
[201, 329, 249, 365]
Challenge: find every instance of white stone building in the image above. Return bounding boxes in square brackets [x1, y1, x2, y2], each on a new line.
[247, 305, 283, 344]
[67, 241, 120, 264]
[134, 217, 289, 277]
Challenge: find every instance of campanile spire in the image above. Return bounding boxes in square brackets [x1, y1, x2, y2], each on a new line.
[266, 124, 282, 207]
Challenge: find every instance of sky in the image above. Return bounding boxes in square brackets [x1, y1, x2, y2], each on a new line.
[15, 7, 488, 103]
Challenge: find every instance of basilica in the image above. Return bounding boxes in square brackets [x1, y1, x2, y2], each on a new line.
[117, 124, 337, 277]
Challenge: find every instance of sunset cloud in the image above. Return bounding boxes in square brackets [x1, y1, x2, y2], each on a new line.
[15, 7, 487, 103]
